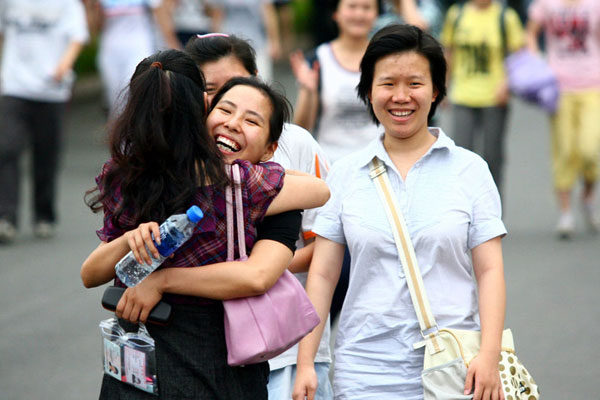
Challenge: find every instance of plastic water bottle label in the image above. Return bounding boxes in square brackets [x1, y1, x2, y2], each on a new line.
[154, 229, 184, 258]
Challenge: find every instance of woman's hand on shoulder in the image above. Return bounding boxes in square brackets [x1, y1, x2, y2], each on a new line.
[125, 222, 161, 265]
[464, 350, 504, 400]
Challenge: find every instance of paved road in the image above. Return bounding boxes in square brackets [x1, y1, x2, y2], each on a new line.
[1, 68, 598, 399]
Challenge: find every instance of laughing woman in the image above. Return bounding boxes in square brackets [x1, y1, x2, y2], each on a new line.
[292, 24, 508, 400]
[81, 50, 329, 399]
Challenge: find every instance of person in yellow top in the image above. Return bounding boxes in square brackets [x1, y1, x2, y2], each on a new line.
[441, 0, 524, 196]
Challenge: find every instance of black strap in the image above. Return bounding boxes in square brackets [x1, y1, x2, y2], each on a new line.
[451, 2, 509, 58]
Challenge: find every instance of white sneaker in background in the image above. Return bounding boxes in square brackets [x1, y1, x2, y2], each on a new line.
[556, 212, 575, 240]
[0, 219, 17, 243]
[34, 221, 56, 239]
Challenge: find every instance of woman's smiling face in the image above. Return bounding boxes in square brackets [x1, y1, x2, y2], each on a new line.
[368, 51, 437, 141]
[206, 84, 276, 164]
[333, 0, 378, 39]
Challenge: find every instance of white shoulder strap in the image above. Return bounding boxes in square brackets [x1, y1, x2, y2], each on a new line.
[368, 157, 438, 334]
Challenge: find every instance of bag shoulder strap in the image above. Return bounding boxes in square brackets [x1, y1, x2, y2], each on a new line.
[368, 157, 438, 333]
[450, 2, 464, 49]
[225, 164, 247, 261]
[500, 4, 508, 58]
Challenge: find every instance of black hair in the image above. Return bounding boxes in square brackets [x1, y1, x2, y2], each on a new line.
[357, 24, 447, 124]
[86, 49, 228, 229]
[332, 0, 382, 13]
[210, 77, 291, 144]
[184, 34, 258, 76]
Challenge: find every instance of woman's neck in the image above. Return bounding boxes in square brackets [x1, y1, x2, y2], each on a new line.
[331, 35, 370, 71]
[383, 128, 436, 179]
[469, 0, 493, 10]
[333, 34, 370, 53]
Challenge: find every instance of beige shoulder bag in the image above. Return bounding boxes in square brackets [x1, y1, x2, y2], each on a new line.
[369, 157, 539, 400]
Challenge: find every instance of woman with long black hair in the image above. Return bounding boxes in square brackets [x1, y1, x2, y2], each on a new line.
[81, 49, 329, 399]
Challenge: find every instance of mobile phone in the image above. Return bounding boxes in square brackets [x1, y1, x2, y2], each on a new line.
[101, 286, 172, 325]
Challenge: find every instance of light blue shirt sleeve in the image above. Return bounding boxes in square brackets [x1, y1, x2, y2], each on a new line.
[468, 159, 507, 249]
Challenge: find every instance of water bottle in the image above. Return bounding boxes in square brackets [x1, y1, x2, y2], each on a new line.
[115, 206, 204, 287]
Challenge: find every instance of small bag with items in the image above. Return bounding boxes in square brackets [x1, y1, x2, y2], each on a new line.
[99, 317, 158, 395]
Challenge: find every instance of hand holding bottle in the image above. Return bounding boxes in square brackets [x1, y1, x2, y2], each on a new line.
[115, 206, 204, 287]
[125, 222, 162, 265]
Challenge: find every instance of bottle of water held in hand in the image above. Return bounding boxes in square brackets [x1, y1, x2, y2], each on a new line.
[115, 206, 204, 287]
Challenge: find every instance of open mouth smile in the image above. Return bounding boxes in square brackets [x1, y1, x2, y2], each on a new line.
[215, 135, 241, 153]
[390, 110, 414, 117]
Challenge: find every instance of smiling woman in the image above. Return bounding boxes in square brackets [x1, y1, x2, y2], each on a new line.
[207, 77, 290, 165]
[367, 51, 438, 151]
[184, 34, 336, 399]
[80, 50, 329, 399]
[293, 24, 509, 400]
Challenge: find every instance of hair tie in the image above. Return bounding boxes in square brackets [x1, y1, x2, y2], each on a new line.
[151, 61, 163, 70]
[196, 33, 230, 39]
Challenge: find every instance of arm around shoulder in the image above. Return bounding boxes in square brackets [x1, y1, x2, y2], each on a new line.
[265, 172, 329, 216]
[141, 239, 294, 301]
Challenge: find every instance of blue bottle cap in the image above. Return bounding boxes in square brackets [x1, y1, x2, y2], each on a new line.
[186, 206, 204, 223]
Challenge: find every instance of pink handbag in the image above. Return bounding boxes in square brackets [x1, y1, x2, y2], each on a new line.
[222, 164, 321, 366]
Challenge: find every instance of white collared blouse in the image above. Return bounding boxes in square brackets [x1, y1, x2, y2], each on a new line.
[313, 128, 507, 399]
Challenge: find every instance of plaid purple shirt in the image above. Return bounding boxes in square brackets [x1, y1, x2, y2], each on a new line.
[95, 159, 285, 305]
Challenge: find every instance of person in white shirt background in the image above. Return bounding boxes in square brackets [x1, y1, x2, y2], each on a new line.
[289, 0, 382, 327]
[289, 0, 381, 165]
[292, 24, 508, 400]
[84, 0, 180, 117]
[0, 0, 89, 243]
[207, 0, 282, 83]
[164, 0, 219, 45]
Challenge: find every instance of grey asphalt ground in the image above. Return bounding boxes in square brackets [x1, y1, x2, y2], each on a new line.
[1, 66, 598, 399]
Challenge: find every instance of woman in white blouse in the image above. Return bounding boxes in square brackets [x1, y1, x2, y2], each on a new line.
[292, 24, 507, 400]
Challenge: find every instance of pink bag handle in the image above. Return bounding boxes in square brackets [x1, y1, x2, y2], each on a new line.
[226, 164, 247, 261]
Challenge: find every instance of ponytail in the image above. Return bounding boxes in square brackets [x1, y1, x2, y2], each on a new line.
[86, 50, 228, 229]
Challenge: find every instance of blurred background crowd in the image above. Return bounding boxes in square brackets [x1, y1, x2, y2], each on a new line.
[1, 0, 598, 245]
[0, 1, 599, 399]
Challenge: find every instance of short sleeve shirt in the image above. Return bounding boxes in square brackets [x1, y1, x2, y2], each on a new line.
[313, 129, 506, 398]
[314, 43, 381, 163]
[441, 2, 524, 107]
[0, 0, 89, 102]
[206, 0, 272, 49]
[269, 123, 332, 370]
[271, 123, 330, 245]
[100, 0, 162, 15]
[528, 0, 600, 91]
[95, 159, 284, 305]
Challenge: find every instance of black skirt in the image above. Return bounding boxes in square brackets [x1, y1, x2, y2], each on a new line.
[99, 303, 269, 400]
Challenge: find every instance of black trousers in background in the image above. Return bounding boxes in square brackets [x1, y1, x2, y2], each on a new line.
[451, 104, 509, 197]
[0, 96, 65, 225]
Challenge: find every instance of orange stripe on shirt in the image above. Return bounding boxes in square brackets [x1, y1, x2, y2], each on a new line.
[303, 231, 317, 241]
[315, 155, 321, 178]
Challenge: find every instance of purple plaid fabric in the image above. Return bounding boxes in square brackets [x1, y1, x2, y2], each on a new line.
[95, 159, 285, 305]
